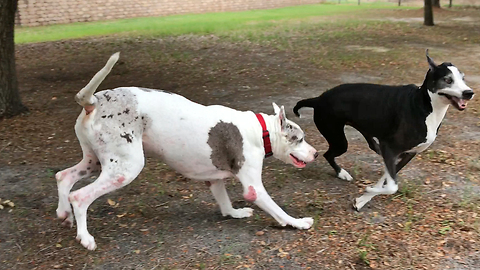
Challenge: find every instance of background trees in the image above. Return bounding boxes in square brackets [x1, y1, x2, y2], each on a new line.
[0, 0, 28, 119]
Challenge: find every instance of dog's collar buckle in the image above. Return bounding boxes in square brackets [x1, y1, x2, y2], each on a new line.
[255, 113, 273, 158]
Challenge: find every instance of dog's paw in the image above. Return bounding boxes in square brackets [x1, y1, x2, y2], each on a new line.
[337, 169, 353, 181]
[290, 217, 314, 230]
[354, 196, 371, 211]
[56, 209, 74, 228]
[76, 233, 97, 250]
[225, 207, 254, 219]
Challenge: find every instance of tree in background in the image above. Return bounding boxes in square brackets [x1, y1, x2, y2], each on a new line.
[0, 0, 28, 119]
[424, 0, 434, 26]
[433, 0, 441, 8]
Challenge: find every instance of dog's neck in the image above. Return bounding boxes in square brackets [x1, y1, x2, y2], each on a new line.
[419, 73, 451, 114]
[260, 113, 283, 157]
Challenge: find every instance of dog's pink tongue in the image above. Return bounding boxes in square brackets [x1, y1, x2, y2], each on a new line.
[452, 96, 467, 109]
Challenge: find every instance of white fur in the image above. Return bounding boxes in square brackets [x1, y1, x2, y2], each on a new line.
[337, 168, 353, 181]
[408, 92, 449, 153]
[355, 170, 398, 210]
[56, 55, 318, 250]
[409, 66, 471, 153]
[439, 66, 472, 96]
[75, 52, 119, 107]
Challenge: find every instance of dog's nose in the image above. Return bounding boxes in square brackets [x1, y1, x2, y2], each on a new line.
[314, 152, 319, 159]
[462, 90, 474, 100]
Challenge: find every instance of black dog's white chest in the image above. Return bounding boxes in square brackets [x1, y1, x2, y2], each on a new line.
[407, 106, 447, 153]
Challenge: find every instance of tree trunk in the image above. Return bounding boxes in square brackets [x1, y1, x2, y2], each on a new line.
[398, 0, 402, 6]
[424, 0, 434, 26]
[433, 0, 441, 8]
[0, 0, 28, 119]
[449, 0, 452, 8]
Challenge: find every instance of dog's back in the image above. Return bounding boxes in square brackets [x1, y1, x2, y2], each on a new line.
[295, 83, 431, 141]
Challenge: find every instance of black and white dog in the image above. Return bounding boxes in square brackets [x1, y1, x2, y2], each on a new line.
[293, 51, 474, 210]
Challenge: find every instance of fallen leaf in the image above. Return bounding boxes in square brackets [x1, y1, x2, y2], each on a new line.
[116, 213, 127, 218]
[107, 199, 116, 206]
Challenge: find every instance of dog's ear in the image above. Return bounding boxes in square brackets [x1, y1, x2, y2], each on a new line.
[426, 49, 437, 71]
[272, 102, 281, 115]
[272, 103, 288, 130]
[278, 105, 288, 131]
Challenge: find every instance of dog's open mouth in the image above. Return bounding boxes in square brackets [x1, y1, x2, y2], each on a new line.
[439, 93, 469, 111]
[290, 154, 307, 168]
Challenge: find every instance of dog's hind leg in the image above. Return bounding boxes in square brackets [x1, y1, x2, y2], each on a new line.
[208, 179, 254, 218]
[319, 124, 352, 181]
[68, 141, 145, 250]
[354, 144, 399, 210]
[56, 145, 101, 227]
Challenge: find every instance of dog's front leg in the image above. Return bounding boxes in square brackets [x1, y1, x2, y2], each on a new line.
[355, 144, 399, 211]
[236, 165, 313, 229]
[208, 179, 253, 218]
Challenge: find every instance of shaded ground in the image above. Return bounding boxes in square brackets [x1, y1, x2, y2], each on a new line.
[1, 7, 480, 270]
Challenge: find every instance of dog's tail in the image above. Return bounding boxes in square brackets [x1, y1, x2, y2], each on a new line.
[75, 52, 120, 108]
[293, 97, 319, 117]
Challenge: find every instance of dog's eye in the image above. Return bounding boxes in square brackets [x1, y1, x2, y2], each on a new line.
[444, 78, 453, 84]
[298, 137, 304, 143]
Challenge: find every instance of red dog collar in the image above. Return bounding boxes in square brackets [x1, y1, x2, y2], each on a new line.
[255, 113, 273, 158]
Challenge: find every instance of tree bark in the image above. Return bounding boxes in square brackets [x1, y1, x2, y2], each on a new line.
[0, 0, 28, 119]
[424, 0, 434, 26]
[433, 0, 441, 8]
[449, 0, 452, 8]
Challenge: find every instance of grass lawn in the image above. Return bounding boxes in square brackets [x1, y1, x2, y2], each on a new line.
[15, 3, 415, 44]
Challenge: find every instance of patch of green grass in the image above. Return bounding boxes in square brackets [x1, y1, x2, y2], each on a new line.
[16, 3, 413, 44]
[438, 220, 453, 235]
[358, 248, 370, 265]
[356, 232, 377, 265]
[197, 262, 206, 270]
[402, 200, 423, 231]
[45, 168, 56, 178]
[219, 253, 237, 265]
[398, 180, 420, 199]
[457, 187, 480, 210]
[306, 190, 323, 229]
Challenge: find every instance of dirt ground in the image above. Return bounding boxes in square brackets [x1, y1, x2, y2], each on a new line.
[1, 7, 480, 270]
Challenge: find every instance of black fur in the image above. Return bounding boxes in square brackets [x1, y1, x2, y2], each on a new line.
[294, 83, 432, 178]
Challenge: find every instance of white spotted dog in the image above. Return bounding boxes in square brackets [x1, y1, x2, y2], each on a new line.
[56, 52, 318, 250]
[293, 50, 474, 210]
